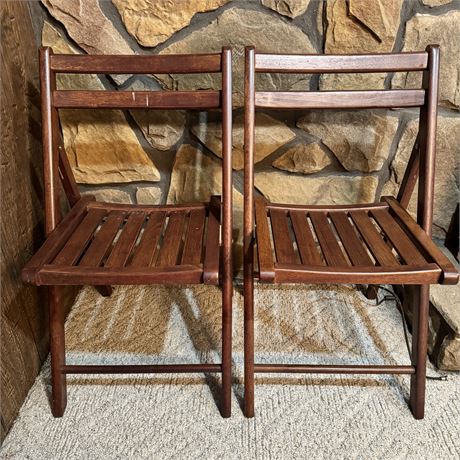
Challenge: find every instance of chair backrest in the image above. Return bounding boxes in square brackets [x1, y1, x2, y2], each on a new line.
[243, 46, 440, 237]
[39, 47, 233, 236]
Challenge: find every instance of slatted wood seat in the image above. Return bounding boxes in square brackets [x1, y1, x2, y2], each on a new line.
[23, 198, 222, 286]
[243, 46, 459, 420]
[254, 198, 458, 285]
[22, 47, 233, 418]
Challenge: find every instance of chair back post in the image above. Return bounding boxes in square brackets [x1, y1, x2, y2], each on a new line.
[39, 46, 62, 235]
[244, 46, 256, 283]
[221, 46, 233, 282]
[417, 45, 440, 237]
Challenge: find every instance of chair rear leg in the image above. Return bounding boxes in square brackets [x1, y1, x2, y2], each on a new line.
[409, 285, 429, 419]
[244, 273, 255, 418]
[221, 276, 232, 418]
[95, 285, 113, 297]
[48, 286, 67, 417]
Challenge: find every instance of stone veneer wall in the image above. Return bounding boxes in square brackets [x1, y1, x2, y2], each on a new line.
[36, 0, 459, 270]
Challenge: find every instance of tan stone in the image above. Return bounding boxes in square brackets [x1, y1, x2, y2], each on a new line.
[192, 113, 295, 170]
[392, 11, 460, 109]
[43, 23, 160, 185]
[437, 334, 460, 371]
[167, 144, 244, 272]
[82, 188, 132, 204]
[61, 110, 160, 184]
[321, 0, 403, 90]
[41, 0, 132, 56]
[382, 115, 460, 238]
[273, 143, 334, 174]
[261, 0, 310, 18]
[112, 0, 228, 47]
[158, 7, 316, 105]
[255, 171, 378, 204]
[136, 187, 162, 204]
[297, 110, 399, 172]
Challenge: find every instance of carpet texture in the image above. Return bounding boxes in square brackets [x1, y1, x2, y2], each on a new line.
[1, 284, 459, 459]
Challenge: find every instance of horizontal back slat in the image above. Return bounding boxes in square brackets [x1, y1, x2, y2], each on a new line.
[50, 53, 222, 74]
[53, 90, 221, 109]
[255, 90, 425, 109]
[255, 52, 428, 73]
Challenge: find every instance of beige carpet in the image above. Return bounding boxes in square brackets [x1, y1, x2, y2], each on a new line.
[2, 284, 459, 459]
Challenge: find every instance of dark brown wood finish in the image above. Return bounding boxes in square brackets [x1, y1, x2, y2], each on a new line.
[243, 45, 458, 420]
[243, 46, 256, 418]
[22, 47, 233, 418]
[53, 90, 221, 110]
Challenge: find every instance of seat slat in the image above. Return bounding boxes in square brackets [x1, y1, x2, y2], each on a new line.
[350, 210, 400, 267]
[329, 212, 374, 267]
[130, 211, 167, 268]
[309, 212, 348, 267]
[53, 208, 107, 266]
[290, 210, 322, 265]
[270, 209, 296, 264]
[79, 211, 126, 267]
[105, 212, 146, 268]
[255, 90, 425, 109]
[182, 208, 206, 265]
[156, 211, 187, 267]
[371, 208, 426, 266]
[383, 196, 459, 284]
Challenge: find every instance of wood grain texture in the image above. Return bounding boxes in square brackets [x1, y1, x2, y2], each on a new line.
[255, 90, 425, 109]
[0, 2, 74, 441]
[53, 90, 221, 109]
[50, 52, 222, 74]
[255, 52, 428, 73]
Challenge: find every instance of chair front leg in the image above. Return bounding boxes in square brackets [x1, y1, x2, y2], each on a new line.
[244, 264, 255, 418]
[409, 284, 430, 419]
[48, 286, 67, 417]
[221, 275, 232, 418]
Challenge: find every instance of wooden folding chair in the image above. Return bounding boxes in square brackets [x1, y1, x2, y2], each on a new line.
[243, 45, 458, 419]
[22, 47, 233, 417]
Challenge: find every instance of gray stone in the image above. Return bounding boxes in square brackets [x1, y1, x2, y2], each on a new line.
[158, 7, 316, 106]
[297, 110, 399, 172]
[192, 113, 295, 170]
[422, 0, 453, 7]
[136, 187, 162, 205]
[261, 0, 310, 18]
[272, 142, 334, 174]
[41, 0, 132, 55]
[83, 188, 132, 204]
[392, 11, 460, 109]
[255, 171, 379, 204]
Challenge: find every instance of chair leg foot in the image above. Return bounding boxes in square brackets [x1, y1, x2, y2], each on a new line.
[49, 286, 67, 417]
[95, 285, 113, 297]
[409, 285, 429, 420]
[364, 284, 379, 300]
[244, 274, 255, 418]
[221, 277, 232, 418]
